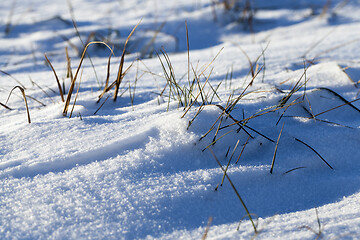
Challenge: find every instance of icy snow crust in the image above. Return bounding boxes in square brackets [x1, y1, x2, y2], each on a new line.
[1, 0, 360, 239]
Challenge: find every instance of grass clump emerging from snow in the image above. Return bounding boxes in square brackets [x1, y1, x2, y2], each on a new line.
[2, 6, 360, 237]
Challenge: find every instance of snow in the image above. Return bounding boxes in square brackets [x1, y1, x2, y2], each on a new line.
[1, 0, 360, 239]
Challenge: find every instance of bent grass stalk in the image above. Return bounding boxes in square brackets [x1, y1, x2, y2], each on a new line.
[6, 86, 31, 123]
[63, 41, 113, 116]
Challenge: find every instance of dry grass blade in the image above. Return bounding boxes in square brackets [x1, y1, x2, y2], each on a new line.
[186, 21, 190, 87]
[98, 61, 134, 101]
[236, 135, 250, 164]
[282, 167, 307, 175]
[301, 27, 336, 58]
[221, 101, 301, 130]
[94, 95, 110, 115]
[0, 70, 26, 89]
[0, 102, 12, 110]
[201, 216, 213, 240]
[6, 86, 31, 123]
[63, 41, 113, 116]
[158, 48, 185, 107]
[69, 70, 83, 118]
[206, 103, 273, 142]
[233, 42, 269, 85]
[310, 97, 360, 119]
[212, 115, 224, 144]
[113, 20, 141, 101]
[45, 54, 64, 102]
[65, 46, 73, 83]
[26, 95, 46, 107]
[193, 65, 207, 105]
[198, 47, 224, 79]
[227, 65, 264, 112]
[97, 50, 114, 102]
[276, 97, 302, 126]
[187, 104, 204, 130]
[29, 77, 55, 104]
[278, 70, 308, 108]
[270, 123, 285, 174]
[295, 138, 333, 169]
[243, 124, 274, 143]
[208, 148, 257, 234]
[299, 208, 323, 240]
[198, 97, 233, 141]
[140, 21, 166, 59]
[339, 64, 357, 87]
[316, 87, 360, 113]
[67, 0, 100, 86]
[202, 129, 234, 151]
[220, 139, 240, 186]
[181, 71, 211, 118]
[313, 38, 360, 61]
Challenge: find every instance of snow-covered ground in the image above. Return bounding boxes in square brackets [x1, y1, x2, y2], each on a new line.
[1, 0, 360, 239]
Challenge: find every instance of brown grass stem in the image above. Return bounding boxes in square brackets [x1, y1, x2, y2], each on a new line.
[69, 70, 83, 118]
[45, 54, 65, 102]
[220, 139, 240, 186]
[236, 135, 250, 164]
[208, 148, 257, 234]
[113, 20, 141, 101]
[310, 97, 360, 119]
[201, 216, 213, 240]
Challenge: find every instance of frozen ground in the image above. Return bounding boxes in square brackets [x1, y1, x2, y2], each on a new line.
[1, 0, 360, 239]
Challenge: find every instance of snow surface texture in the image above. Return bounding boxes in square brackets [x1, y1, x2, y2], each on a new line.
[1, 0, 360, 239]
